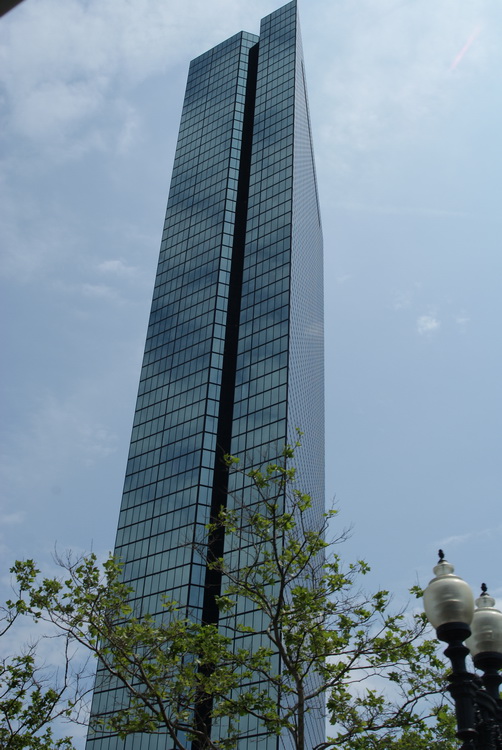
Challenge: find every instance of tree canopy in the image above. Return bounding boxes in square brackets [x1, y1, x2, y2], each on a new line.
[1, 442, 457, 749]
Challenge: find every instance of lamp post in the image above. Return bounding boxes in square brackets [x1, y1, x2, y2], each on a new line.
[423, 550, 502, 750]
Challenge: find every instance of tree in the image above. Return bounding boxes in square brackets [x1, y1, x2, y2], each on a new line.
[5, 441, 457, 749]
[205, 446, 457, 749]
[8, 555, 275, 750]
[0, 563, 83, 749]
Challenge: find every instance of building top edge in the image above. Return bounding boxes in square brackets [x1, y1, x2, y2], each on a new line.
[187, 0, 297, 67]
[189, 30, 259, 68]
[261, 0, 297, 26]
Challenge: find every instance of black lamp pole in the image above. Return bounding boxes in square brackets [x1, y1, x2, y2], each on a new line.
[423, 551, 502, 750]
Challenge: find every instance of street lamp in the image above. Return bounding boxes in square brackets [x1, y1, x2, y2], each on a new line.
[423, 550, 502, 749]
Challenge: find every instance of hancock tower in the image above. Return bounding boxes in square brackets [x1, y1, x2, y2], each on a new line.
[86, 2, 324, 748]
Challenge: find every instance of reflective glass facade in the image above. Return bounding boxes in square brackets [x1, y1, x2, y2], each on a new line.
[86, 2, 323, 749]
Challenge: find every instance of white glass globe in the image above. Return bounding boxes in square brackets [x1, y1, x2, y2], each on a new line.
[465, 590, 502, 657]
[423, 557, 474, 630]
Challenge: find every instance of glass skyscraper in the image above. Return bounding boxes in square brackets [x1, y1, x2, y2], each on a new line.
[86, 1, 324, 748]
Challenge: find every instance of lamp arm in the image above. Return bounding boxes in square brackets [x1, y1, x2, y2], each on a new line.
[473, 653, 502, 704]
[470, 686, 502, 750]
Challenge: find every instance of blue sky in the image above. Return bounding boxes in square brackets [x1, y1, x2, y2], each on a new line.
[1, 0, 501, 737]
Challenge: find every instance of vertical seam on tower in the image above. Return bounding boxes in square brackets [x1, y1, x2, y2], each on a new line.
[201, 40, 259, 628]
[192, 39, 259, 750]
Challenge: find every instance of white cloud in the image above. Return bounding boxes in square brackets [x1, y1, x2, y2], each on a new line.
[333, 201, 467, 218]
[456, 314, 470, 326]
[393, 291, 412, 310]
[0, 510, 26, 559]
[116, 103, 142, 154]
[313, 0, 494, 160]
[0, 0, 271, 154]
[81, 283, 121, 302]
[438, 531, 474, 548]
[0, 511, 25, 526]
[97, 259, 137, 277]
[12, 77, 107, 141]
[416, 314, 440, 335]
[80, 425, 118, 466]
[0, 175, 78, 281]
[439, 524, 502, 551]
[0, 392, 118, 496]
